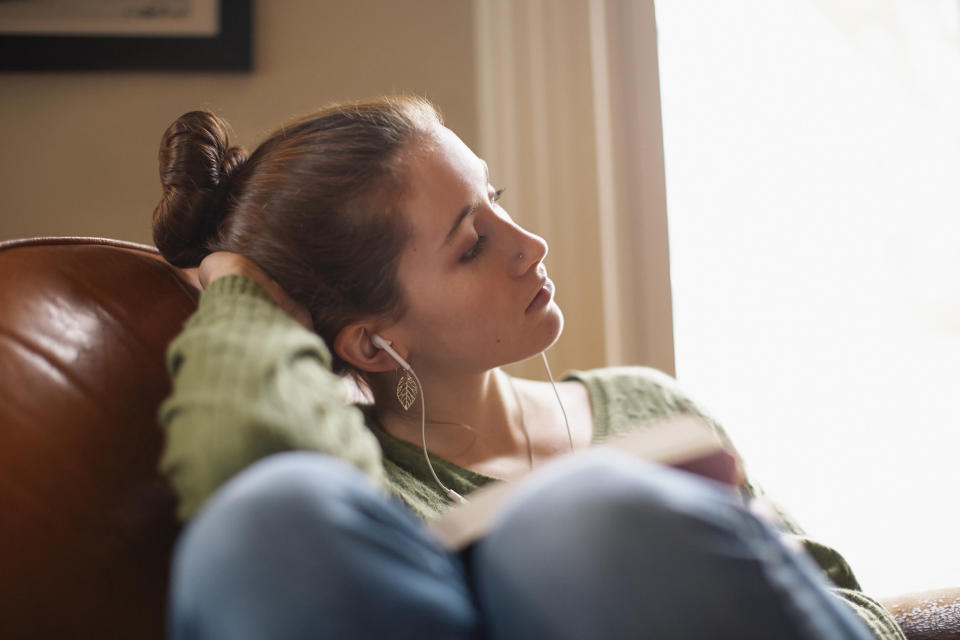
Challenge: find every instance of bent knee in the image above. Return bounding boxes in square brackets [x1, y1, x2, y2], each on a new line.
[479, 448, 762, 581]
[174, 452, 383, 575]
[499, 448, 746, 535]
[210, 451, 378, 513]
[471, 451, 792, 638]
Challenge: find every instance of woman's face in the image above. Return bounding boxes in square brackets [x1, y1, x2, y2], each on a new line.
[388, 126, 563, 374]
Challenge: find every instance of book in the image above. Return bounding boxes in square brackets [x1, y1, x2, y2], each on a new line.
[428, 414, 742, 550]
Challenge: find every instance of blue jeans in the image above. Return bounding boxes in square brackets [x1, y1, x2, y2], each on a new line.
[168, 450, 874, 639]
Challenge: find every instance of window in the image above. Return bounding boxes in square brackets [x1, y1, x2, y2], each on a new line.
[657, 0, 960, 594]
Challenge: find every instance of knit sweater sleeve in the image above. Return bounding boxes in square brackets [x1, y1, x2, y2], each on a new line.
[158, 275, 385, 521]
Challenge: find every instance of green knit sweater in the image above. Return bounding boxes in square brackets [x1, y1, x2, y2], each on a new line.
[159, 275, 904, 639]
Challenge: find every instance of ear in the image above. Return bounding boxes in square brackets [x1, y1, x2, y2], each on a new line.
[333, 323, 407, 373]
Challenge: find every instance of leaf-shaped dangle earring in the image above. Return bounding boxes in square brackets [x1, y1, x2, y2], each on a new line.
[396, 368, 418, 411]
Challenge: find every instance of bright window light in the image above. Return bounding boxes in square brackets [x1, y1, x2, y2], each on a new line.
[656, 0, 960, 596]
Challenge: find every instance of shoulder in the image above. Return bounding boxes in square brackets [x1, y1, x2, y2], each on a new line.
[564, 366, 693, 409]
[565, 365, 680, 389]
[563, 366, 709, 438]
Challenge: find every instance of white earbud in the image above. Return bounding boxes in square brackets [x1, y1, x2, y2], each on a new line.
[371, 334, 412, 371]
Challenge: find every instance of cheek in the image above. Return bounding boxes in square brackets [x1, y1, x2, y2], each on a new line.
[411, 284, 512, 342]
[426, 272, 503, 312]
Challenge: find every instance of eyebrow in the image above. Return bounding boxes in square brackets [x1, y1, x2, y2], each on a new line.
[442, 160, 491, 246]
[443, 202, 478, 247]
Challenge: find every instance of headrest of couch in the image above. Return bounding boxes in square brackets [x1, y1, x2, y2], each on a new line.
[0, 237, 199, 639]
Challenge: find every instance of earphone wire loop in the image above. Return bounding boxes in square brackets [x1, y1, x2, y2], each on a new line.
[414, 354, 571, 504]
[377, 337, 571, 505]
[406, 364, 467, 504]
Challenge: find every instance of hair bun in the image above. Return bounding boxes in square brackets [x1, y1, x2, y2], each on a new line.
[152, 111, 248, 267]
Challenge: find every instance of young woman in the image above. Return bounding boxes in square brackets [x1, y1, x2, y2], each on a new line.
[155, 96, 903, 639]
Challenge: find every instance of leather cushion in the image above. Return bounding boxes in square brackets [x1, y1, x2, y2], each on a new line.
[0, 237, 198, 639]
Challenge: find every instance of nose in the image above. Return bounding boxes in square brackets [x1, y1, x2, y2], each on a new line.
[510, 224, 548, 278]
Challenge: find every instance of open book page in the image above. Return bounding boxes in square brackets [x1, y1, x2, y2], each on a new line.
[427, 415, 742, 550]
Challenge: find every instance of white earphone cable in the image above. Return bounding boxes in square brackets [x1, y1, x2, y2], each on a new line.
[417, 353, 574, 504]
[376, 334, 573, 504]
[541, 352, 574, 451]
[408, 365, 468, 504]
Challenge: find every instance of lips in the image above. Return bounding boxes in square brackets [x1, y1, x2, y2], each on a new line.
[525, 277, 555, 313]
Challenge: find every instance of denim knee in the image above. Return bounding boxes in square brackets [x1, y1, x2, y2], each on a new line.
[175, 451, 397, 577]
[169, 453, 385, 637]
[477, 448, 757, 587]
[169, 452, 478, 640]
[471, 449, 865, 640]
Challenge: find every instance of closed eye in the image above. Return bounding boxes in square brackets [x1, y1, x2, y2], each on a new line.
[459, 188, 502, 263]
[459, 235, 487, 263]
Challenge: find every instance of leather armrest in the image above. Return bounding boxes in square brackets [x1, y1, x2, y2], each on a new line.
[881, 588, 960, 640]
[0, 237, 199, 639]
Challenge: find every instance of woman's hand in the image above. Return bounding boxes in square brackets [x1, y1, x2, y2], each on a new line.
[198, 251, 314, 331]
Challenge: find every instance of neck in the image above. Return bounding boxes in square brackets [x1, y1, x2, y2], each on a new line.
[371, 366, 529, 463]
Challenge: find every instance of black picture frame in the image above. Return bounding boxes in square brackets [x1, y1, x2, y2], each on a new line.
[0, 0, 251, 72]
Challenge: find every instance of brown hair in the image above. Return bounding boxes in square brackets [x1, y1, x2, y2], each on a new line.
[152, 96, 442, 373]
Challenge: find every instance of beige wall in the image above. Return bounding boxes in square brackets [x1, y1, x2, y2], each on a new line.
[0, 0, 673, 380]
[0, 0, 477, 244]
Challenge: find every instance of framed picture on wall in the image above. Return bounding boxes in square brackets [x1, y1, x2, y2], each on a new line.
[0, 0, 251, 71]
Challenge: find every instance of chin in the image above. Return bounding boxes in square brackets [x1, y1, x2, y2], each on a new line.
[532, 303, 565, 354]
[495, 304, 565, 368]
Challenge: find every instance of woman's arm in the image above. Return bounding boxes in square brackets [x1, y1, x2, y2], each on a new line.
[159, 254, 385, 520]
[194, 251, 315, 330]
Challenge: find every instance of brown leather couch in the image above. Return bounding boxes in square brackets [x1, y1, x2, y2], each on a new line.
[0, 237, 195, 639]
[0, 236, 957, 639]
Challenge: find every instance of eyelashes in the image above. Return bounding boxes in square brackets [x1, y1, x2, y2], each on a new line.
[460, 235, 486, 263]
[459, 188, 504, 263]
